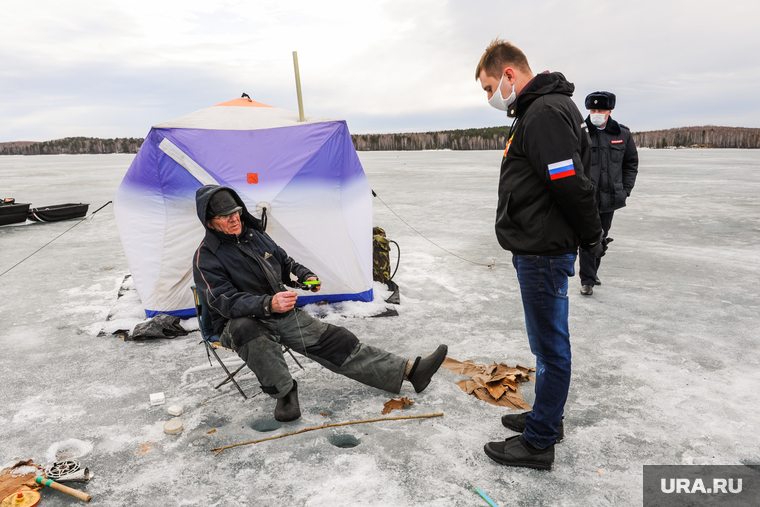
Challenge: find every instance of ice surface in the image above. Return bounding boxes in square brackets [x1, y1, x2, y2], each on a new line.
[1, 150, 760, 506]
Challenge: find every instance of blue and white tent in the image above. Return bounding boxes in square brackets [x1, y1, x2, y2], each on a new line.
[114, 98, 373, 318]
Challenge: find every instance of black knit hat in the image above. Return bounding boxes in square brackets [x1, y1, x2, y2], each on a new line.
[207, 189, 242, 219]
[585, 91, 616, 110]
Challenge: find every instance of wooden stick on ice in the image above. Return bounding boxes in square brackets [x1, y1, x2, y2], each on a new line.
[211, 412, 444, 456]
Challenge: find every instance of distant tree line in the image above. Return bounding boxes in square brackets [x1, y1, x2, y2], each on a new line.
[632, 126, 760, 149]
[351, 126, 512, 151]
[3, 126, 759, 155]
[0, 137, 144, 155]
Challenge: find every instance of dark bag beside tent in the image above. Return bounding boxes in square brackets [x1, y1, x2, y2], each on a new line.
[128, 314, 189, 341]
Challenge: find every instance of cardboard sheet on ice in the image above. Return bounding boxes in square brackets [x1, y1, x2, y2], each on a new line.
[0, 460, 43, 499]
[442, 358, 535, 409]
[114, 98, 373, 317]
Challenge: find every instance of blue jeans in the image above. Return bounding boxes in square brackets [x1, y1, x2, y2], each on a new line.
[512, 254, 576, 449]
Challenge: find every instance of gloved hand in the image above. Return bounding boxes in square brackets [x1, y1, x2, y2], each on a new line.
[601, 236, 612, 255]
[581, 232, 606, 258]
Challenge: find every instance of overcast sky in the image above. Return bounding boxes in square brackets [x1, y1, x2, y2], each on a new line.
[2, 0, 759, 142]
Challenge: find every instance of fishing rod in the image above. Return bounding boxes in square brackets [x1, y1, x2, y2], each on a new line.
[0, 200, 112, 278]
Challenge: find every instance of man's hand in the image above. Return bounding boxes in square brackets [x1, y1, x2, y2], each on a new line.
[581, 232, 606, 258]
[272, 291, 298, 313]
[305, 276, 321, 293]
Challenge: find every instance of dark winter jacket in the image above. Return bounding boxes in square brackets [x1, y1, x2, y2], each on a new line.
[496, 72, 602, 255]
[192, 185, 316, 336]
[584, 117, 639, 213]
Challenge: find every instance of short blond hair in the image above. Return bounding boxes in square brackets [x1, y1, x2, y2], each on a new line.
[475, 39, 532, 80]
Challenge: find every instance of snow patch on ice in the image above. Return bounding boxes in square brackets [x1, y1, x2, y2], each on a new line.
[45, 438, 93, 461]
[301, 281, 399, 321]
[303, 455, 406, 506]
[88, 383, 136, 400]
[11, 399, 87, 425]
[91, 428, 145, 455]
[181, 317, 199, 332]
[87, 273, 147, 336]
[9, 465, 38, 477]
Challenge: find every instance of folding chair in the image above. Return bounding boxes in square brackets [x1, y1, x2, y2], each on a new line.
[191, 285, 303, 400]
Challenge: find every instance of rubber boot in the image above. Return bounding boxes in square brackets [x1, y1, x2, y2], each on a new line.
[274, 379, 301, 422]
[408, 344, 448, 393]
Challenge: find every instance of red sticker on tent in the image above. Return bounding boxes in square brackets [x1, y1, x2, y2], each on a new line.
[247, 173, 258, 184]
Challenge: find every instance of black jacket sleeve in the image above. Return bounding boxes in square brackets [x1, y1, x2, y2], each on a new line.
[522, 107, 602, 245]
[622, 132, 639, 195]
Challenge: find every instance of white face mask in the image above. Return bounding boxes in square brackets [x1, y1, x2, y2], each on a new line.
[488, 73, 516, 112]
[590, 113, 608, 127]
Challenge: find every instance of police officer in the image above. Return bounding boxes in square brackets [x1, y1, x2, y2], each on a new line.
[579, 91, 639, 296]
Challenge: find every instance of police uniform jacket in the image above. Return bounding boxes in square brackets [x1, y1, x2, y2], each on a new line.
[496, 72, 602, 255]
[584, 117, 639, 213]
[193, 185, 316, 336]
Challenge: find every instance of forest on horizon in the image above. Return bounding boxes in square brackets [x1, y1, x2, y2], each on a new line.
[2, 126, 759, 155]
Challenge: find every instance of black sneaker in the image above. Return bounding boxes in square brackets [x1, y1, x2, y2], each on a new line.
[501, 411, 564, 443]
[274, 380, 301, 422]
[484, 435, 554, 470]
[594, 277, 601, 285]
[581, 285, 593, 296]
[408, 344, 448, 393]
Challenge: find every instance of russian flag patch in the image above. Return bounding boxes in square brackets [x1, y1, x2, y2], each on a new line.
[548, 159, 575, 180]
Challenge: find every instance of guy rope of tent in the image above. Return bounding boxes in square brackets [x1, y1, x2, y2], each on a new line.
[297, 51, 490, 270]
[371, 190, 494, 268]
[0, 201, 112, 279]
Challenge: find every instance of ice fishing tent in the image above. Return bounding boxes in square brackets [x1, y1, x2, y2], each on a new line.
[114, 98, 373, 317]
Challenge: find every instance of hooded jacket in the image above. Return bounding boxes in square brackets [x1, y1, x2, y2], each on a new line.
[496, 72, 602, 255]
[584, 116, 639, 213]
[192, 185, 316, 335]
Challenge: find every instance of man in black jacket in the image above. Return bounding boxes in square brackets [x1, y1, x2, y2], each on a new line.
[579, 91, 639, 296]
[193, 185, 447, 422]
[475, 40, 603, 470]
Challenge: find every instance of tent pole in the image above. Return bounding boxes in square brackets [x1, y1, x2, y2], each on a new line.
[292, 51, 305, 122]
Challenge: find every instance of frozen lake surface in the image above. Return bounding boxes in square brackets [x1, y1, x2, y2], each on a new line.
[1, 149, 759, 506]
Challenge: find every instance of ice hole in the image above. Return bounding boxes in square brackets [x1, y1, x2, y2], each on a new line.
[329, 434, 360, 448]
[251, 419, 282, 432]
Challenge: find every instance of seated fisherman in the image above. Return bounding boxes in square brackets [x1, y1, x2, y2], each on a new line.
[192, 185, 448, 422]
